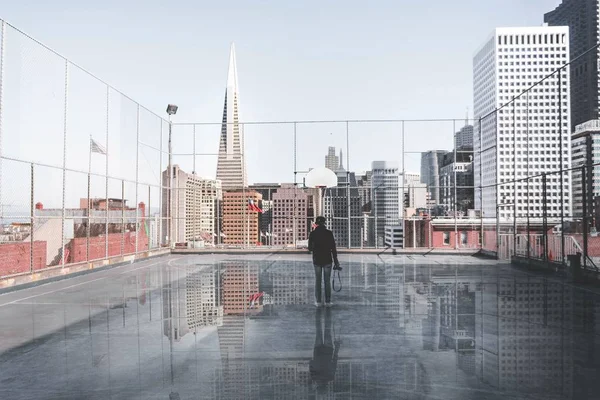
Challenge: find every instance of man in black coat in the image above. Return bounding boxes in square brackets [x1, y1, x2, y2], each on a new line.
[308, 216, 339, 307]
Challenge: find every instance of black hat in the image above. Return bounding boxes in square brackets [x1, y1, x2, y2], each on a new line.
[315, 216, 326, 225]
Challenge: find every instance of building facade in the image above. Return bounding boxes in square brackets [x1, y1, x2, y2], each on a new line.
[473, 27, 572, 219]
[439, 150, 474, 214]
[162, 165, 221, 245]
[455, 124, 474, 150]
[324, 171, 362, 248]
[420, 151, 448, 205]
[371, 161, 400, 247]
[571, 119, 600, 217]
[248, 183, 280, 242]
[222, 190, 262, 245]
[325, 146, 340, 171]
[216, 44, 247, 190]
[545, 0, 600, 131]
[272, 184, 308, 246]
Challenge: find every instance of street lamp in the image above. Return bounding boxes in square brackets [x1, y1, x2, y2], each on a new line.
[166, 104, 178, 248]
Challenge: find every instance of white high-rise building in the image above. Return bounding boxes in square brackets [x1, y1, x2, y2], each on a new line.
[371, 161, 400, 247]
[473, 26, 571, 219]
[162, 165, 222, 245]
[216, 43, 247, 190]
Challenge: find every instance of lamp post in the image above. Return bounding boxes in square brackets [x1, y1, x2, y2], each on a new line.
[166, 104, 178, 248]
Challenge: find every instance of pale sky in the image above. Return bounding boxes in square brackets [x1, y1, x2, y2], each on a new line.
[0, 0, 562, 209]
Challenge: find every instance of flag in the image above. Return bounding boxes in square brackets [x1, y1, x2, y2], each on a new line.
[260, 231, 266, 238]
[213, 233, 217, 237]
[248, 199, 263, 213]
[265, 232, 271, 237]
[248, 292, 264, 308]
[90, 138, 107, 155]
[220, 232, 227, 238]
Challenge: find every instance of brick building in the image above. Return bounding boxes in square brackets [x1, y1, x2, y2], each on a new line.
[272, 184, 308, 246]
[0, 241, 47, 276]
[222, 190, 262, 245]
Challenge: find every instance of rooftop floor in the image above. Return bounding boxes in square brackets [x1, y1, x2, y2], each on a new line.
[0, 253, 598, 399]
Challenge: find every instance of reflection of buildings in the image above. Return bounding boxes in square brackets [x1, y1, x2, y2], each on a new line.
[162, 265, 223, 342]
[475, 279, 573, 394]
[222, 263, 261, 315]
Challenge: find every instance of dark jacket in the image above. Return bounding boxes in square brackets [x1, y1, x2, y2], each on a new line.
[308, 225, 339, 266]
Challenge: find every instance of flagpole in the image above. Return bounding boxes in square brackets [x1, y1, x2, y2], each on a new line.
[88, 135, 92, 177]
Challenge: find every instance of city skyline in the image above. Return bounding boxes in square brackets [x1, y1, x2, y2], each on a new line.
[0, 1, 564, 194]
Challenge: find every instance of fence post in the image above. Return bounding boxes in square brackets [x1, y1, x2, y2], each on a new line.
[121, 180, 125, 255]
[542, 174, 548, 264]
[30, 163, 34, 273]
[0, 21, 5, 222]
[478, 117, 483, 250]
[87, 171, 90, 263]
[60, 59, 69, 267]
[582, 165, 588, 269]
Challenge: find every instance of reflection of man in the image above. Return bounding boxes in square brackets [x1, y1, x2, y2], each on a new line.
[310, 308, 340, 394]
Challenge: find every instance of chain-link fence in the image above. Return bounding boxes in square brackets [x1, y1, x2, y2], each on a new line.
[2, 18, 600, 282]
[0, 20, 167, 279]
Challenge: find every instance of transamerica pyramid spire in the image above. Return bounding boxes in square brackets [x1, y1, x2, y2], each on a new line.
[216, 43, 247, 190]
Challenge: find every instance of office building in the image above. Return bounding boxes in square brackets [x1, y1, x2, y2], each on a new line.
[456, 124, 474, 149]
[324, 169, 362, 248]
[405, 182, 428, 211]
[545, 0, 600, 130]
[439, 150, 474, 214]
[216, 44, 247, 190]
[325, 146, 340, 171]
[272, 184, 308, 246]
[571, 120, 600, 218]
[162, 165, 221, 245]
[473, 27, 571, 219]
[222, 190, 262, 245]
[248, 183, 280, 241]
[384, 225, 404, 249]
[420, 151, 448, 204]
[371, 161, 400, 247]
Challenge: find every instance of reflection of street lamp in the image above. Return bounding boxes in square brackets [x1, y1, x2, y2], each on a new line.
[166, 104, 178, 248]
[305, 167, 338, 223]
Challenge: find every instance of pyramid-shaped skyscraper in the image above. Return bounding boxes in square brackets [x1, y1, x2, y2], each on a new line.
[216, 43, 247, 190]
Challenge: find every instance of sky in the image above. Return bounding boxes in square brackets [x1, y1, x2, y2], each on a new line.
[0, 0, 562, 209]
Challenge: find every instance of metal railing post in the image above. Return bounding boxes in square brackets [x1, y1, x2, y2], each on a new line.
[542, 174, 548, 264]
[582, 165, 588, 269]
[30, 163, 34, 273]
